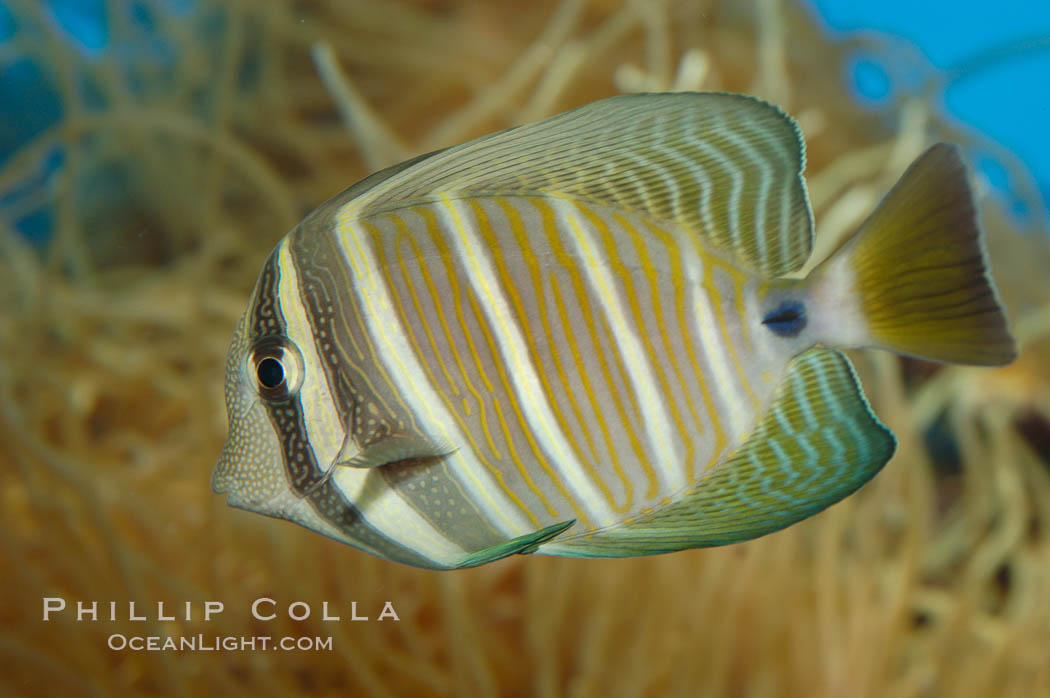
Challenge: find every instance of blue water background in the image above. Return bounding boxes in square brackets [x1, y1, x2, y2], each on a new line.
[1, 0, 1049, 249]
[807, 0, 1050, 224]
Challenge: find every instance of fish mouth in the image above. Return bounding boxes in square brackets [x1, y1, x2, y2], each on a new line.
[211, 466, 252, 510]
[211, 454, 257, 510]
[211, 438, 240, 496]
[211, 389, 286, 510]
[211, 450, 230, 495]
[221, 491, 251, 510]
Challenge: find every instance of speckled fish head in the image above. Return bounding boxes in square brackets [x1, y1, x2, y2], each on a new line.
[211, 245, 316, 516]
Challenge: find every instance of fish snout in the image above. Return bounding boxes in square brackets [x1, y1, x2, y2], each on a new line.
[211, 406, 288, 511]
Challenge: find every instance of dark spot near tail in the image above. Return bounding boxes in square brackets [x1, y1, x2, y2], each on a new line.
[1015, 408, 1050, 469]
[923, 408, 962, 476]
[762, 300, 806, 338]
[922, 407, 965, 517]
[900, 356, 943, 390]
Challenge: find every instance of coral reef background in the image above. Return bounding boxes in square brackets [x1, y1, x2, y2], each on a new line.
[1, 1, 1049, 696]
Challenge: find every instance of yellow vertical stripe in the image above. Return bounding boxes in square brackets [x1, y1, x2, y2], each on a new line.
[335, 213, 534, 534]
[608, 210, 700, 485]
[409, 209, 504, 459]
[532, 196, 640, 509]
[638, 218, 729, 473]
[494, 198, 603, 469]
[701, 252, 761, 412]
[420, 207, 563, 522]
[476, 199, 620, 510]
[441, 195, 601, 525]
[388, 216, 461, 399]
[559, 199, 681, 497]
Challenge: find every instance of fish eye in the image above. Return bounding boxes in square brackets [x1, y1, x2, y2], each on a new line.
[257, 357, 285, 388]
[248, 336, 304, 401]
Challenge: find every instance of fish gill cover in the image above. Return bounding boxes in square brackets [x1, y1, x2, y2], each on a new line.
[1, 1, 1049, 696]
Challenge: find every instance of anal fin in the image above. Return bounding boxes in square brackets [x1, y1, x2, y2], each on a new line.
[543, 348, 896, 557]
[455, 520, 575, 569]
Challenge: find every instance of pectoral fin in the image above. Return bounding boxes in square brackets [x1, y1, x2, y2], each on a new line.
[455, 520, 576, 569]
[541, 348, 896, 557]
[334, 432, 456, 469]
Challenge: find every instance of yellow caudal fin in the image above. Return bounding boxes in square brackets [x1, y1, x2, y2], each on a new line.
[813, 143, 1017, 365]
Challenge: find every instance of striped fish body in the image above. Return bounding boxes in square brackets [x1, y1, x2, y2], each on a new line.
[214, 93, 1016, 569]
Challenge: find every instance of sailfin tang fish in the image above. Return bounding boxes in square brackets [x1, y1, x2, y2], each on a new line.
[212, 93, 1016, 569]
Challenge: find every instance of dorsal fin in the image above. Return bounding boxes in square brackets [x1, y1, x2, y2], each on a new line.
[321, 146, 448, 209]
[335, 92, 814, 277]
[538, 348, 896, 557]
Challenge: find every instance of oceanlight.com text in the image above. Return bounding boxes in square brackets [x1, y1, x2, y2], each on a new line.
[107, 633, 334, 652]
